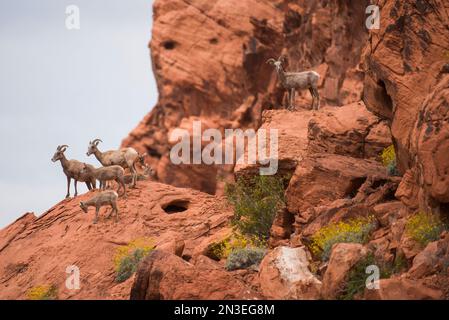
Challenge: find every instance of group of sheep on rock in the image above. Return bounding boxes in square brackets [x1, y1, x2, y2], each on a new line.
[51, 139, 152, 224]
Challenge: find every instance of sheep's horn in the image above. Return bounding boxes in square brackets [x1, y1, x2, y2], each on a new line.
[92, 138, 102, 145]
[266, 58, 276, 64]
[60, 145, 69, 152]
[278, 55, 287, 63]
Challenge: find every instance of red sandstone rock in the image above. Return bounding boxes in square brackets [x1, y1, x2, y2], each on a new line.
[123, 0, 370, 194]
[321, 243, 368, 300]
[0, 181, 233, 299]
[130, 251, 261, 300]
[364, 277, 443, 300]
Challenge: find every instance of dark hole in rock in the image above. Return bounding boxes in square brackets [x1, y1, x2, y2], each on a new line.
[162, 40, 176, 50]
[371, 179, 388, 189]
[181, 254, 192, 262]
[383, 188, 397, 202]
[377, 79, 393, 111]
[439, 202, 449, 221]
[209, 38, 218, 45]
[345, 177, 367, 198]
[162, 200, 189, 214]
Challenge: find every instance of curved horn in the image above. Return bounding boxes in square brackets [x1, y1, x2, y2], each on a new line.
[60, 145, 69, 152]
[92, 138, 103, 146]
[266, 58, 276, 65]
[278, 55, 287, 64]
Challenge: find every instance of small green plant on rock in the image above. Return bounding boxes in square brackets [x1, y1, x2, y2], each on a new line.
[114, 237, 154, 283]
[310, 216, 377, 261]
[225, 247, 267, 271]
[225, 175, 286, 241]
[338, 253, 408, 300]
[405, 212, 446, 246]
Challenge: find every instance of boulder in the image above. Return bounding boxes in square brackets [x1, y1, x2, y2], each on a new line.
[321, 243, 368, 299]
[131, 251, 261, 300]
[364, 277, 443, 300]
[307, 101, 391, 159]
[408, 233, 449, 279]
[286, 153, 387, 214]
[258, 246, 321, 299]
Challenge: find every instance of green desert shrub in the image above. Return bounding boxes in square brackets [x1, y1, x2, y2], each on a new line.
[405, 212, 446, 246]
[225, 247, 267, 271]
[225, 175, 286, 241]
[114, 238, 154, 283]
[310, 216, 377, 261]
[338, 253, 408, 300]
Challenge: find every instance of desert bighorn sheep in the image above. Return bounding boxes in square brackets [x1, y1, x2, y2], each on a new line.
[79, 190, 119, 224]
[86, 139, 141, 187]
[267, 56, 320, 110]
[51, 145, 96, 198]
[80, 164, 126, 196]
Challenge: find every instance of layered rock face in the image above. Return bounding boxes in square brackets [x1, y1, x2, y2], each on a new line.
[122, 0, 371, 194]
[362, 0, 449, 214]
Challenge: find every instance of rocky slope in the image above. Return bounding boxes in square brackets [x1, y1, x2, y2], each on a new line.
[1, 0, 449, 300]
[0, 181, 239, 299]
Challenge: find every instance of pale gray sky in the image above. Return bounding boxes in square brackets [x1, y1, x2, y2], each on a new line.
[0, 0, 157, 227]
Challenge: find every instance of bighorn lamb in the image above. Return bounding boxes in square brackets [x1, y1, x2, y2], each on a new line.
[79, 190, 119, 224]
[267, 56, 320, 110]
[80, 164, 126, 196]
[86, 139, 141, 187]
[51, 145, 96, 198]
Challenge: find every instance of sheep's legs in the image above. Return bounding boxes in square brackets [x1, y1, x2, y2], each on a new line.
[65, 176, 71, 198]
[309, 87, 316, 110]
[85, 182, 92, 190]
[313, 87, 320, 110]
[112, 203, 119, 222]
[286, 89, 295, 110]
[93, 207, 99, 224]
[74, 180, 78, 197]
[130, 163, 138, 188]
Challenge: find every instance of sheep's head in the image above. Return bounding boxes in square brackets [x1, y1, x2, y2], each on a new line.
[87, 139, 102, 156]
[51, 145, 68, 162]
[266, 56, 287, 72]
[79, 202, 88, 213]
[143, 164, 156, 178]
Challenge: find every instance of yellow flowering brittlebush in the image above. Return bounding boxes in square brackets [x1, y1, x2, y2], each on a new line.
[406, 212, 445, 246]
[380, 145, 396, 167]
[208, 233, 267, 260]
[310, 216, 376, 261]
[26, 285, 58, 300]
[380, 144, 399, 176]
[114, 237, 154, 282]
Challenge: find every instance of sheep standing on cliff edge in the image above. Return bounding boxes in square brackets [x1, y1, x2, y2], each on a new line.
[267, 56, 320, 111]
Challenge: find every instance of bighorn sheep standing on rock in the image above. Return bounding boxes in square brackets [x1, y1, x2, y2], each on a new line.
[80, 164, 126, 196]
[51, 145, 96, 198]
[86, 139, 141, 188]
[267, 56, 320, 110]
[79, 190, 119, 224]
